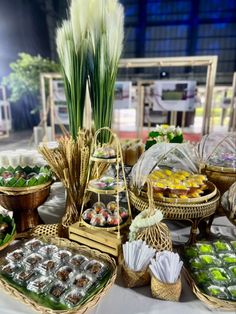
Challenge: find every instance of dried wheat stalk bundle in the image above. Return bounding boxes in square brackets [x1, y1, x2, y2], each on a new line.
[39, 130, 108, 227]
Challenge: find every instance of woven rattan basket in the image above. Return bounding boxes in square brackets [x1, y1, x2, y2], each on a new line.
[121, 262, 150, 288]
[0, 236, 117, 314]
[202, 165, 236, 195]
[129, 189, 220, 220]
[183, 268, 236, 311]
[151, 275, 182, 302]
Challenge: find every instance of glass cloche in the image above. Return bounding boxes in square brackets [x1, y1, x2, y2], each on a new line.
[197, 133, 236, 171]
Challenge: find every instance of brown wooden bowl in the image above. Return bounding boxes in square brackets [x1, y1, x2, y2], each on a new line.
[0, 186, 51, 233]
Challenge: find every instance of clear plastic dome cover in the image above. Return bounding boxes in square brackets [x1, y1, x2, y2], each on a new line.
[197, 133, 236, 169]
[131, 143, 199, 189]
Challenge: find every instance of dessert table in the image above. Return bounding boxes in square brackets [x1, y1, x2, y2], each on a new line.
[0, 210, 235, 314]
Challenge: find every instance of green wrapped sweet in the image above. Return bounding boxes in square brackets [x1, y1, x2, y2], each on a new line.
[228, 286, 236, 299]
[190, 259, 202, 270]
[0, 166, 52, 188]
[199, 255, 221, 266]
[209, 268, 230, 283]
[213, 240, 232, 253]
[197, 243, 214, 254]
[184, 246, 198, 259]
[193, 271, 210, 286]
[229, 266, 236, 278]
[207, 285, 228, 299]
[230, 241, 236, 251]
[220, 253, 236, 264]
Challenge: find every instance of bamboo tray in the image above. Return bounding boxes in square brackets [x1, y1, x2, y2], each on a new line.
[0, 236, 117, 314]
[142, 181, 217, 204]
[183, 268, 236, 311]
[130, 188, 220, 219]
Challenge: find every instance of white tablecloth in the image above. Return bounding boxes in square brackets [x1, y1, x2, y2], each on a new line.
[1, 190, 236, 314]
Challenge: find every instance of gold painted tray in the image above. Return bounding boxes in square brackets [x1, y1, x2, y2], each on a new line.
[0, 236, 117, 314]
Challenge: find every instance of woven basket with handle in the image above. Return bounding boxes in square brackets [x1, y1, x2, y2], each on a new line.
[134, 180, 172, 252]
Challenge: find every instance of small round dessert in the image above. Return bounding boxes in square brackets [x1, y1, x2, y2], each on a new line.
[73, 274, 91, 289]
[56, 266, 74, 282]
[85, 260, 105, 276]
[93, 201, 106, 213]
[119, 207, 128, 219]
[90, 214, 106, 227]
[82, 208, 96, 221]
[64, 289, 84, 307]
[25, 239, 43, 252]
[99, 208, 112, 219]
[152, 182, 166, 193]
[107, 214, 123, 226]
[14, 170, 27, 180]
[93, 146, 116, 159]
[107, 201, 117, 213]
[1, 171, 13, 180]
[70, 255, 88, 269]
[169, 185, 189, 196]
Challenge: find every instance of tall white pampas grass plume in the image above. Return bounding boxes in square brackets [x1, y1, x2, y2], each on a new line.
[105, 2, 124, 67]
[87, 0, 124, 142]
[56, 20, 74, 85]
[70, 0, 91, 52]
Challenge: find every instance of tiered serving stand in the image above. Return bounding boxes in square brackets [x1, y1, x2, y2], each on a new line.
[69, 128, 132, 257]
